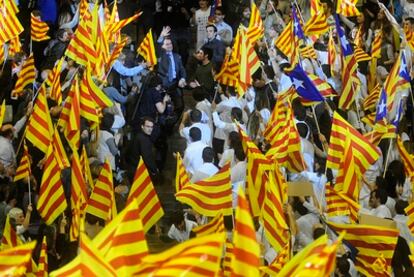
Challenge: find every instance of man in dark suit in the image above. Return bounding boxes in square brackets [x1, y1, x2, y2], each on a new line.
[156, 26, 188, 119]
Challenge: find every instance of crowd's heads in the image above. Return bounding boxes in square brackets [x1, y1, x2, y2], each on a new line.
[8, 207, 24, 225]
[189, 109, 202, 123]
[141, 117, 155, 136]
[202, 147, 215, 163]
[369, 189, 388, 208]
[189, 127, 202, 142]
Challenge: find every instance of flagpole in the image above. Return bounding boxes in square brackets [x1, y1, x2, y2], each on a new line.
[28, 176, 31, 205]
[382, 138, 393, 178]
[311, 104, 327, 153]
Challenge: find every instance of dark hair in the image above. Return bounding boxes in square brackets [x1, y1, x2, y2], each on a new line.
[141, 116, 155, 126]
[56, 28, 67, 40]
[372, 189, 388, 205]
[190, 109, 202, 122]
[336, 255, 351, 276]
[228, 131, 242, 149]
[395, 200, 409, 215]
[234, 146, 246, 162]
[206, 24, 217, 33]
[171, 210, 185, 226]
[146, 72, 163, 88]
[313, 227, 325, 240]
[189, 127, 202, 141]
[192, 87, 209, 101]
[202, 147, 215, 163]
[292, 98, 307, 121]
[100, 112, 115, 131]
[215, 7, 224, 15]
[85, 213, 105, 226]
[231, 107, 243, 123]
[296, 122, 309, 139]
[200, 46, 213, 61]
[405, 17, 414, 25]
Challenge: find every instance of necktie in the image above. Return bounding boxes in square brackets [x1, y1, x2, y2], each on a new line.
[167, 52, 176, 82]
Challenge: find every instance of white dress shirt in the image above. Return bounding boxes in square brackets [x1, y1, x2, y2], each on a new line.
[183, 140, 208, 175]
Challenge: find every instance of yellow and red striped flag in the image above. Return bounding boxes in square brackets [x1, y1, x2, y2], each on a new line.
[8, 36, 21, 57]
[239, 29, 260, 89]
[11, 53, 35, 98]
[238, 125, 272, 215]
[192, 213, 224, 237]
[175, 163, 233, 217]
[406, 202, 414, 236]
[80, 146, 95, 191]
[354, 46, 371, 62]
[363, 83, 381, 111]
[278, 233, 342, 276]
[259, 243, 290, 276]
[46, 58, 64, 105]
[260, 169, 290, 252]
[126, 159, 164, 233]
[137, 29, 157, 66]
[325, 183, 360, 222]
[304, 0, 329, 36]
[336, 0, 360, 17]
[94, 16, 109, 79]
[334, 132, 361, 201]
[0, 100, 5, 129]
[106, 38, 127, 72]
[37, 143, 68, 225]
[327, 111, 381, 175]
[25, 84, 53, 153]
[363, 119, 396, 146]
[83, 65, 113, 109]
[275, 21, 293, 58]
[328, 221, 398, 277]
[69, 151, 88, 241]
[30, 13, 49, 41]
[222, 240, 234, 276]
[1, 215, 22, 248]
[0, 241, 36, 276]
[370, 253, 391, 277]
[50, 233, 117, 277]
[328, 30, 337, 75]
[246, 1, 264, 45]
[230, 187, 260, 277]
[65, 8, 97, 67]
[215, 54, 247, 97]
[371, 30, 382, 58]
[86, 159, 117, 221]
[52, 128, 70, 169]
[93, 198, 149, 276]
[396, 136, 414, 184]
[13, 142, 31, 182]
[106, 12, 142, 40]
[300, 44, 318, 59]
[175, 152, 191, 192]
[0, 0, 24, 44]
[58, 75, 81, 150]
[265, 100, 305, 172]
[135, 233, 225, 276]
[37, 237, 48, 277]
[106, 0, 120, 42]
[79, 71, 101, 127]
[0, 43, 5, 65]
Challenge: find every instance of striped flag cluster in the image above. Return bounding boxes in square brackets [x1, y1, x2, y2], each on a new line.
[175, 163, 233, 217]
[259, 243, 290, 276]
[137, 29, 157, 66]
[230, 187, 260, 276]
[46, 58, 64, 105]
[354, 46, 371, 62]
[192, 213, 224, 237]
[86, 159, 117, 221]
[328, 221, 399, 277]
[327, 112, 381, 176]
[325, 182, 360, 222]
[30, 13, 49, 42]
[51, 233, 117, 276]
[11, 54, 36, 98]
[135, 233, 225, 276]
[265, 100, 305, 172]
[105, 12, 141, 40]
[278, 234, 342, 276]
[371, 30, 382, 58]
[246, 1, 264, 44]
[0, 0, 23, 44]
[336, 0, 360, 17]
[106, 38, 127, 72]
[126, 159, 164, 233]
[304, 0, 329, 36]
[0, 241, 36, 276]
[13, 142, 31, 182]
[36, 143, 68, 225]
[93, 199, 149, 276]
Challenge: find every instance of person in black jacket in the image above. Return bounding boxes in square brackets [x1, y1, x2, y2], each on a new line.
[41, 29, 69, 70]
[201, 24, 226, 70]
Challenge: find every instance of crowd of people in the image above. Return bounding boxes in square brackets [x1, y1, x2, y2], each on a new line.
[2, 0, 414, 275]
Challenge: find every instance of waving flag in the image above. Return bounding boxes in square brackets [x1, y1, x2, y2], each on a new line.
[335, 14, 360, 110]
[396, 136, 414, 184]
[0, 0, 24, 44]
[0, 241, 36, 276]
[287, 64, 324, 104]
[336, 0, 360, 17]
[137, 29, 157, 66]
[246, 1, 264, 44]
[375, 88, 387, 122]
[13, 142, 31, 182]
[175, 152, 190, 192]
[37, 237, 48, 277]
[30, 13, 50, 41]
[304, 0, 329, 36]
[192, 213, 224, 237]
[260, 243, 290, 275]
[11, 54, 35, 98]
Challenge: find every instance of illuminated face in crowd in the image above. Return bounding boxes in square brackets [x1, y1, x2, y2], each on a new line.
[142, 120, 154, 136]
[206, 26, 217, 40]
[162, 38, 174, 52]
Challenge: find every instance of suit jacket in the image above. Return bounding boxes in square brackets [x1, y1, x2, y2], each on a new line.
[157, 44, 187, 89]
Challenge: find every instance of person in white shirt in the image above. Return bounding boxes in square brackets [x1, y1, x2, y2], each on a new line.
[394, 200, 414, 244]
[366, 189, 392, 218]
[179, 109, 212, 146]
[191, 147, 219, 183]
[8, 204, 32, 243]
[183, 127, 208, 176]
[231, 147, 247, 208]
[167, 211, 198, 242]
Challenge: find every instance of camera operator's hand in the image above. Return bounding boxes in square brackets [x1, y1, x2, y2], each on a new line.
[178, 78, 187, 88]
